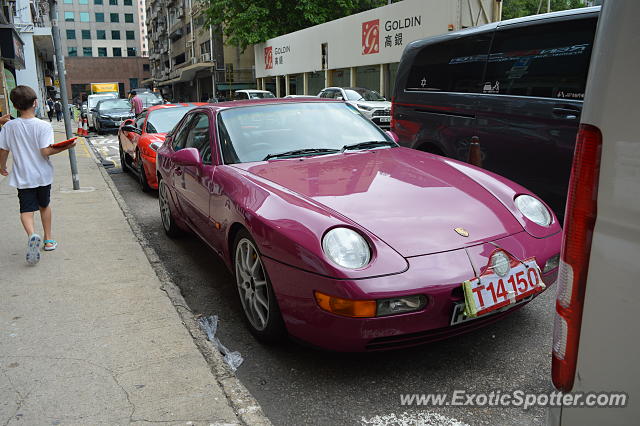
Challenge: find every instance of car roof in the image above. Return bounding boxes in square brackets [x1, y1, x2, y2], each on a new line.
[189, 98, 341, 113]
[146, 102, 207, 112]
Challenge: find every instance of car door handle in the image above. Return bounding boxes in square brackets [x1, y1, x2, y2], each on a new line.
[552, 106, 580, 120]
[174, 167, 183, 176]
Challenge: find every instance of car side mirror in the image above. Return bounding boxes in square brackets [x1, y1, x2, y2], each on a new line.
[172, 147, 201, 166]
[121, 124, 141, 134]
[385, 130, 399, 143]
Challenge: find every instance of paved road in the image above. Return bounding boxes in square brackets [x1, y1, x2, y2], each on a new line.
[90, 132, 557, 426]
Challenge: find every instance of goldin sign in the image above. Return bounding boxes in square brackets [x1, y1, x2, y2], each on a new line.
[362, 15, 421, 55]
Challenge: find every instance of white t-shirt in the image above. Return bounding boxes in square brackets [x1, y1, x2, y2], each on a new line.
[0, 118, 54, 189]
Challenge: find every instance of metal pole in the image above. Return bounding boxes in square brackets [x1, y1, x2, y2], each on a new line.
[49, 0, 80, 190]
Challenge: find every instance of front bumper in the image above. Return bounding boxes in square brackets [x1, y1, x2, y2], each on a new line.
[264, 230, 561, 352]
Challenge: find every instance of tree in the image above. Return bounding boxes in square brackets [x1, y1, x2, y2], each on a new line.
[202, 0, 390, 50]
[502, 0, 589, 20]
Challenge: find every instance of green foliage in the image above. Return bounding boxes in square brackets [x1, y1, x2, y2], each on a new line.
[502, 0, 588, 20]
[201, 0, 389, 50]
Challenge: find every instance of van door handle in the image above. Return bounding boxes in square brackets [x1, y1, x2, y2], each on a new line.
[552, 106, 580, 120]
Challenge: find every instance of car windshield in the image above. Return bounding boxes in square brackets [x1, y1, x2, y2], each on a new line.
[247, 92, 275, 99]
[219, 102, 392, 164]
[98, 99, 131, 110]
[137, 92, 163, 106]
[146, 107, 194, 133]
[89, 95, 116, 108]
[344, 88, 386, 101]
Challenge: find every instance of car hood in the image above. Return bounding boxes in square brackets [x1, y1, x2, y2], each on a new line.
[100, 109, 132, 115]
[233, 148, 523, 257]
[349, 100, 391, 109]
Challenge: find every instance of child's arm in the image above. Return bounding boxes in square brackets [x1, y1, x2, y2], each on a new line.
[0, 148, 8, 176]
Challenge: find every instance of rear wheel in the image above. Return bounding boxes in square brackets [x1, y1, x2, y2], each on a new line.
[158, 179, 182, 237]
[233, 230, 286, 343]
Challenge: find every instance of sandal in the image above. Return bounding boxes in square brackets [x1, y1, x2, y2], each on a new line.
[26, 234, 42, 265]
[43, 240, 58, 251]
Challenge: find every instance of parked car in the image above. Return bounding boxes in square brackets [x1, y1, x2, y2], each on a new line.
[319, 87, 391, 129]
[156, 99, 561, 351]
[135, 90, 164, 108]
[118, 103, 205, 191]
[234, 89, 276, 100]
[93, 98, 134, 134]
[87, 93, 118, 130]
[549, 1, 639, 424]
[392, 6, 600, 217]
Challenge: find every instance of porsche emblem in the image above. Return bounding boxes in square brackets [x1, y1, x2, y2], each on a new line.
[454, 227, 469, 237]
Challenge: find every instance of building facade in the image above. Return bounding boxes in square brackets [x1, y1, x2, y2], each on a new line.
[254, 0, 499, 97]
[137, 0, 147, 56]
[0, 0, 26, 116]
[146, 0, 255, 102]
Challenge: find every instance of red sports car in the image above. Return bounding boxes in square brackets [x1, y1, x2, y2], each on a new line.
[118, 103, 206, 191]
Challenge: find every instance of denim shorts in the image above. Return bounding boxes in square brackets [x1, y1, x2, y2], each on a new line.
[17, 185, 51, 213]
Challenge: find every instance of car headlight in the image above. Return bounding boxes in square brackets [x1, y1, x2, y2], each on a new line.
[322, 227, 371, 269]
[515, 195, 552, 226]
[356, 103, 373, 111]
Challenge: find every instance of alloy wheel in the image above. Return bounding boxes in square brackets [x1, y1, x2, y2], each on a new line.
[235, 238, 270, 331]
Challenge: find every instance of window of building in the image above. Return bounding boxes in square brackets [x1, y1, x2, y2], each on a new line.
[109, 0, 117, 4]
[98, 47, 107, 57]
[127, 47, 137, 57]
[124, 13, 134, 23]
[112, 30, 121, 40]
[66, 30, 76, 40]
[82, 30, 91, 40]
[63, 0, 72, 3]
[83, 47, 92, 56]
[126, 30, 135, 40]
[80, 12, 90, 22]
[124, 0, 132, 5]
[97, 30, 106, 40]
[79, 0, 88, 4]
[94, 0, 102, 4]
[95, 13, 104, 22]
[64, 12, 74, 21]
[143, 64, 150, 71]
[110, 13, 119, 22]
[68, 47, 78, 56]
[113, 47, 122, 57]
[129, 78, 138, 89]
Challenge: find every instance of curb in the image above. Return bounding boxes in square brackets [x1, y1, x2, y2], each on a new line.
[87, 141, 271, 426]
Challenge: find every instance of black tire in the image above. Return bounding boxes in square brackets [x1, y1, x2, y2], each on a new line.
[137, 151, 152, 192]
[158, 179, 183, 237]
[233, 229, 286, 343]
[119, 143, 129, 173]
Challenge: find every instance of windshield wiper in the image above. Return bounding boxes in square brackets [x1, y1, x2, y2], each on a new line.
[263, 148, 340, 161]
[341, 140, 397, 153]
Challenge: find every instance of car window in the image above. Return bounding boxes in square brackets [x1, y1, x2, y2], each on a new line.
[184, 113, 211, 164]
[135, 113, 147, 130]
[320, 89, 336, 99]
[98, 99, 131, 110]
[483, 17, 597, 99]
[406, 33, 492, 93]
[171, 114, 195, 151]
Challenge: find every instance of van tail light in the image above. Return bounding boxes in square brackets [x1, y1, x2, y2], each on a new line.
[390, 97, 395, 131]
[552, 124, 603, 392]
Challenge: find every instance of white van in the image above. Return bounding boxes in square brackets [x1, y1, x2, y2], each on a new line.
[550, 0, 639, 424]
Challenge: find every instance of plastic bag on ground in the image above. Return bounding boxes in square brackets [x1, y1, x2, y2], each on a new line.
[198, 315, 244, 371]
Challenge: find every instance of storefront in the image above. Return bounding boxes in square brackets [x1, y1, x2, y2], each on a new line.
[0, 25, 25, 116]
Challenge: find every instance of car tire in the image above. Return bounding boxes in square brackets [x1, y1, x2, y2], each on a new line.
[137, 151, 152, 192]
[119, 142, 129, 173]
[233, 229, 286, 343]
[158, 179, 183, 238]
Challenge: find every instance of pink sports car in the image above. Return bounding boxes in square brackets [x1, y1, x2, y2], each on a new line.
[156, 99, 561, 351]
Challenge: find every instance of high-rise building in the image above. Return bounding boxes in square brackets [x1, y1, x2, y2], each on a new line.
[137, 0, 147, 56]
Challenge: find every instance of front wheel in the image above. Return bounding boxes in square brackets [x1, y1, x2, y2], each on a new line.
[137, 152, 152, 192]
[119, 143, 129, 173]
[234, 230, 286, 343]
[158, 179, 182, 237]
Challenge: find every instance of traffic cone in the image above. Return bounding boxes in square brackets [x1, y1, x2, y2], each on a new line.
[82, 118, 89, 136]
[76, 117, 83, 136]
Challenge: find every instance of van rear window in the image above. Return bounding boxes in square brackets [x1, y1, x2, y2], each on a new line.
[483, 17, 597, 99]
[406, 33, 491, 93]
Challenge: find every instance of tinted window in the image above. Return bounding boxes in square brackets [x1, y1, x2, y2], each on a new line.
[184, 114, 211, 164]
[146, 107, 194, 134]
[135, 113, 146, 129]
[483, 18, 597, 99]
[171, 115, 194, 150]
[406, 33, 491, 93]
[98, 99, 130, 110]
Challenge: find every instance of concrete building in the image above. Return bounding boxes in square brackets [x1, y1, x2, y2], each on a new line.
[137, 0, 147, 56]
[57, 0, 149, 101]
[13, 0, 55, 116]
[146, 0, 255, 102]
[254, 0, 500, 97]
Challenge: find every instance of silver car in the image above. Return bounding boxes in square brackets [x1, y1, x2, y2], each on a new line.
[318, 87, 391, 129]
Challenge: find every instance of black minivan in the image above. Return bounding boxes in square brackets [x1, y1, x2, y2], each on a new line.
[392, 7, 599, 216]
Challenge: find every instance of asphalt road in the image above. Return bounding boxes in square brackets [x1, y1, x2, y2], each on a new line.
[90, 133, 557, 426]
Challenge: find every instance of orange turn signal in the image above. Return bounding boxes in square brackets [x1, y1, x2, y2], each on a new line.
[314, 291, 376, 318]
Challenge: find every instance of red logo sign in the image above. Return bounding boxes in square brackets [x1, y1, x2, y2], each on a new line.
[362, 19, 379, 55]
[264, 46, 273, 69]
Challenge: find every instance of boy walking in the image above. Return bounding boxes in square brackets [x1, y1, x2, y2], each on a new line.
[0, 86, 75, 265]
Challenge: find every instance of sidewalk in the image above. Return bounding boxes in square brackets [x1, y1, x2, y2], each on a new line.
[1, 121, 265, 425]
